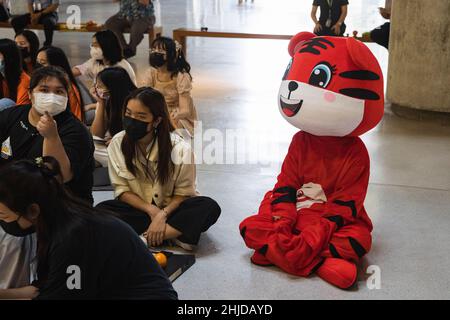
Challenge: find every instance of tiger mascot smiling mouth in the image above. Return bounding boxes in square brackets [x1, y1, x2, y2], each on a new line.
[240, 32, 385, 290]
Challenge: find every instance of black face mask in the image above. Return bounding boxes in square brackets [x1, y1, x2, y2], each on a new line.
[20, 47, 30, 59]
[123, 116, 150, 141]
[149, 53, 166, 68]
[35, 63, 44, 69]
[0, 220, 35, 237]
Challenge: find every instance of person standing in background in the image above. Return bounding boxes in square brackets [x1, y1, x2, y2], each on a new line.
[11, 0, 59, 46]
[311, 0, 348, 36]
[105, 0, 156, 59]
[369, 0, 392, 49]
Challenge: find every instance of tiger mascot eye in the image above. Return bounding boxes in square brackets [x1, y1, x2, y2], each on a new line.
[239, 32, 384, 289]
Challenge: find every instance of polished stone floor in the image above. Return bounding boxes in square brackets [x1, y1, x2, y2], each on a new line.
[2, 0, 450, 299]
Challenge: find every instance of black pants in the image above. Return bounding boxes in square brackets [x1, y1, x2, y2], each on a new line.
[315, 23, 346, 37]
[0, 4, 9, 22]
[96, 196, 221, 245]
[11, 11, 58, 46]
[370, 22, 390, 49]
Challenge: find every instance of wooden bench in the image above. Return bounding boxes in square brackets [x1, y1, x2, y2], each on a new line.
[173, 28, 292, 56]
[0, 21, 162, 48]
[173, 27, 371, 56]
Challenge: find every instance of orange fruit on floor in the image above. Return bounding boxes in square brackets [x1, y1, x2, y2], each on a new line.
[153, 252, 168, 268]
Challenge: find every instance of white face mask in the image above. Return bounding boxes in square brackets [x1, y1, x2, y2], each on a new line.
[33, 92, 68, 116]
[90, 46, 104, 60]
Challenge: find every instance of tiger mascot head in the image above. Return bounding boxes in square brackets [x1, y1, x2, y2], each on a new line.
[279, 32, 384, 137]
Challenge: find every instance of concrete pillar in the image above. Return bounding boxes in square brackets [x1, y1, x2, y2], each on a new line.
[387, 0, 450, 116]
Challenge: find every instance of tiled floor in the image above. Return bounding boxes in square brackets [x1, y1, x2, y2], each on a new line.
[2, 0, 450, 299]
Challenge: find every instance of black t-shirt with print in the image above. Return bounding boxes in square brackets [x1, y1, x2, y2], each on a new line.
[0, 105, 95, 203]
[33, 214, 178, 300]
[313, 0, 349, 26]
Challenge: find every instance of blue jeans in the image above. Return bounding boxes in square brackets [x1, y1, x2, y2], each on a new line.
[0, 98, 16, 111]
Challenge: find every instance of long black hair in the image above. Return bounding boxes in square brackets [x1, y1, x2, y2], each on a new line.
[0, 38, 23, 101]
[151, 37, 192, 80]
[94, 30, 123, 65]
[37, 46, 85, 122]
[97, 67, 137, 136]
[121, 87, 175, 185]
[0, 157, 108, 284]
[15, 30, 40, 73]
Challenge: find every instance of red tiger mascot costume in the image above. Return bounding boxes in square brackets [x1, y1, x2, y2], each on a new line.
[239, 32, 384, 289]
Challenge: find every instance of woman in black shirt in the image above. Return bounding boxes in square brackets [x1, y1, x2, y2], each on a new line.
[0, 65, 94, 203]
[0, 157, 178, 300]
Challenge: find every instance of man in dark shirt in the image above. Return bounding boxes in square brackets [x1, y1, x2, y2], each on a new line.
[311, 0, 349, 36]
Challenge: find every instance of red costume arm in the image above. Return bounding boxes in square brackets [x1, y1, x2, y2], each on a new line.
[307, 142, 370, 228]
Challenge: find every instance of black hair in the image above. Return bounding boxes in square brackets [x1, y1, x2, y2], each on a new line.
[37, 46, 85, 122]
[0, 38, 23, 101]
[94, 30, 123, 65]
[0, 157, 114, 285]
[121, 87, 175, 185]
[29, 65, 70, 94]
[97, 67, 137, 136]
[151, 37, 192, 80]
[15, 30, 40, 73]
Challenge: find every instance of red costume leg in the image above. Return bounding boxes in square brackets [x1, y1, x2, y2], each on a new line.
[321, 222, 372, 262]
[240, 208, 337, 277]
[316, 222, 372, 289]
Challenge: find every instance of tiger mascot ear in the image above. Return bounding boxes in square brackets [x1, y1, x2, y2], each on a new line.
[288, 32, 316, 57]
[346, 37, 380, 71]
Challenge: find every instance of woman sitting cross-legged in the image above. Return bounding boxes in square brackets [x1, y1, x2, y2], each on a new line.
[96, 87, 221, 251]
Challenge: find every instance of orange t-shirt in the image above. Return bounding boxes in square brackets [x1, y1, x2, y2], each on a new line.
[1, 72, 31, 105]
[25, 60, 34, 75]
[69, 83, 83, 121]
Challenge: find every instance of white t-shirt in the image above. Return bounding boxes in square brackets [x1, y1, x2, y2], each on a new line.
[74, 58, 137, 85]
